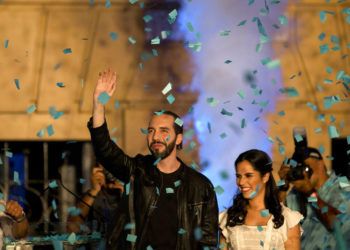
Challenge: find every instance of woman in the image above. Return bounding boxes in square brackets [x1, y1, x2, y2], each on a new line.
[219, 149, 302, 250]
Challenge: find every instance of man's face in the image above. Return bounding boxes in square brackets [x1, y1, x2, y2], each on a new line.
[147, 114, 182, 159]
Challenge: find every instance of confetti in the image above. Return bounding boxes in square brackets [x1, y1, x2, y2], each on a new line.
[214, 185, 224, 195]
[168, 9, 178, 24]
[153, 157, 161, 166]
[56, 82, 65, 88]
[67, 233, 77, 244]
[166, 188, 174, 194]
[237, 20, 247, 26]
[47, 124, 54, 137]
[4, 39, 9, 48]
[49, 180, 58, 189]
[98, 92, 111, 105]
[109, 32, 118, 41]
[174, 180, 181, 187]
[151, 36, 160, 45]
[63, 48, 72, 54]
[14, 79, 20, 90]
[162, 82, 172, 95]
[128, 37, 136, 45]
[166, 94, 175, 104]
[260, 209, 269, 217]
[178, 228, 187, 234]
[143, 15, 152, 23]
[129, 0, 138, 4]
[220, 109, 233, 116]
[26, 104, 36, 114]
[277, 179, 286, 186]
[187, 22, 194, 32]
[279, 15, 288, 25]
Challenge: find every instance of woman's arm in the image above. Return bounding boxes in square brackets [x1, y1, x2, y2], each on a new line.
[219, 233, 228, 250]
[284, 224, 301, 250]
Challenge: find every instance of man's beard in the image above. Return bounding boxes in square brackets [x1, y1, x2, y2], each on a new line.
[148, 137, 177, 159]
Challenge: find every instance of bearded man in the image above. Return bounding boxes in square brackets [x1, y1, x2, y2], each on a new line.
[87, 69, 218, 250]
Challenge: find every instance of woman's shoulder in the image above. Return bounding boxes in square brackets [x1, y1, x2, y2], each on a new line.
[281, 204, 304, 229]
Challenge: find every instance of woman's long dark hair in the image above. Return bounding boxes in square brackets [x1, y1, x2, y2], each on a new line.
[226, 149, 284, 229]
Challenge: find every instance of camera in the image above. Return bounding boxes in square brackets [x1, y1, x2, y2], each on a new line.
[286, 127, 314, 182]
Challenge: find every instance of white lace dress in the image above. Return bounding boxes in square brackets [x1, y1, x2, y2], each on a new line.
[219, 205, 303, 250]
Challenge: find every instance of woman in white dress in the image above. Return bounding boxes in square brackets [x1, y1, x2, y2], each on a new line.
[219, 149, 303, 250]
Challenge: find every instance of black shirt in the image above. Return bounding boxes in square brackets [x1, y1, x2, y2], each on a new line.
[145, 166, 183, 250]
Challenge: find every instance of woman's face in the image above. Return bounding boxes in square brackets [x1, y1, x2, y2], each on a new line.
[235, 160, 269, 200]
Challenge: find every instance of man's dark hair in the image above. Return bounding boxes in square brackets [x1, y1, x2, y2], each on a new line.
[153, 110, 183, 150]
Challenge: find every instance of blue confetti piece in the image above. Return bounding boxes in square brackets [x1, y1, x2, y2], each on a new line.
[178, 228, 187, 234]
[220, 108, 233, 116]
[162, 82, 172, 95]
[49, 106, 64, 119]
[260, 209, 269, 217]
[63, 48, 72, 54]
[257, 225, 264, 232]
[98, 92, 111, 105]
[308, 196, 318, 202]
[279, 145, 285, 155]
[320, 44, 329, 54]
[47, 124, 54, 137]
[336, 70, 345, 80]
[166, 188, 174, 194]
[143, 15, 153, 23]
[151, 36, 160, 45]
[153, 157, 161, 166]
[279, 87, 299, 97]
[248, 0, 255, 5]
[105, 0, 111, 8]
[237, 20, 247, 26]
[279, 15, 288, 25]
[109, 32, 118, 41]
[278, 110, 285, 116]
[124, 223, 135, 230]
[306, 102, 317, 111]
[36, 129, 45, 138]
[129, 0, 138, 4]
[294, 134, 304, 143]
[225, 60, 232, 64]
[219, 30, 231, 36]
[174, 180, 181, 187]
[140, 128, 148, 135]
[126, 234, 137, 242]
[79, 178, 85, 184]
[277, 179, 286, 186]
[220, 133, 227, 139]
[347, 135, 350, 145]
[237, 90, 245, 99]
[214, 185, 224, 195]
[14, 79, 20, 90]
[249, 191, 257, 199]
[56, 82, 65, 88]
[241, 119, 246, 129]
[174, 117, 183, 127]
[328, 125, 339, 138]
[194, 227, 202, 240]
[125, 182, 130, 195]
[49, 180, 58, 189]
[318, 32, 326, 41]
[146, 246, 154, 250]
[318, 145, 325, 154]
[168, 9, 178, 24]
[13, 171, 21, 185]
[67, 233, 76, 244]
[5, 151, 13, 158]
[4, 39, 9, 48]
[321, 206, 329, 214]
[166, 94, 175, 104]
[289, 159, 297, 167]
[51, 199, 57, 210]
[152, 49, 158, 56]
[0, 204, 5, 212]
[27, 104, 37, 114]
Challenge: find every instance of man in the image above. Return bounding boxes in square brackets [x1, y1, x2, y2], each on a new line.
[67, 164, 123, 234]
[279, 147, 350, 250]
[87, 69, 218, 249]
[0, 199, 29, 249]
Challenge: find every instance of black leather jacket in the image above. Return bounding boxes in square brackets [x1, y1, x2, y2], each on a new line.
[88, 120, 219, 249]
